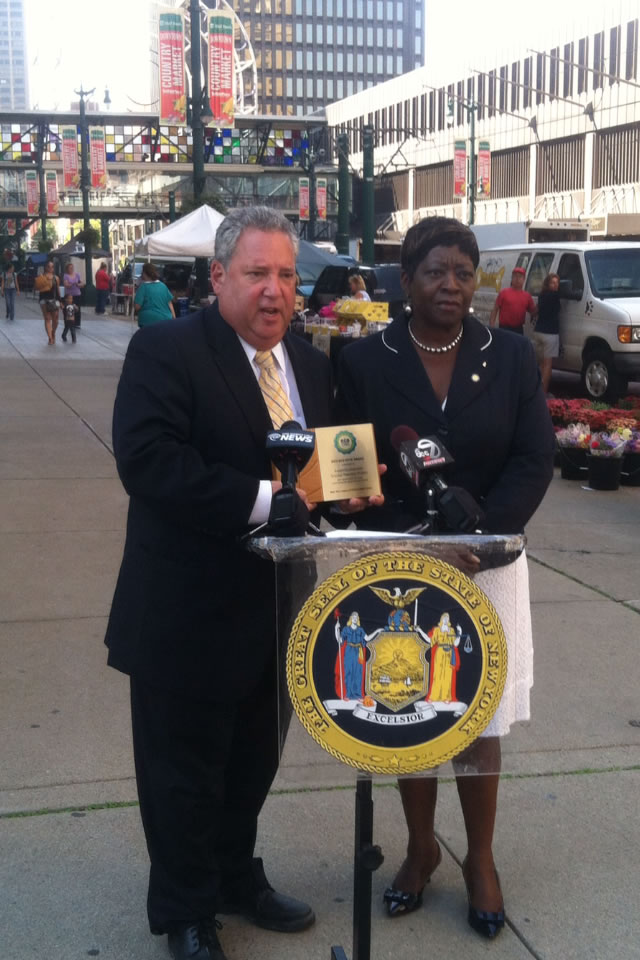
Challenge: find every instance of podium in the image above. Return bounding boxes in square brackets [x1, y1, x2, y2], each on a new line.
[250, 530, 527, 960]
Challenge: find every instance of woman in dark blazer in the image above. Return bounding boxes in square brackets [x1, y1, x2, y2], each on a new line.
[335, 217, 554, 938]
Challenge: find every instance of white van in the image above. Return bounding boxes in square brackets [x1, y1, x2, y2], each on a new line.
[472, 242, 640, 401]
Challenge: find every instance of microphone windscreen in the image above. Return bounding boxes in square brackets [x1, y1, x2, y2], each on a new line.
[390, 424, 419, 452]
[279, 420, 302, 431]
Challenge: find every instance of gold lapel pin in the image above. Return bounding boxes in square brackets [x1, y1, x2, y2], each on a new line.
[471, 374, 480, 382]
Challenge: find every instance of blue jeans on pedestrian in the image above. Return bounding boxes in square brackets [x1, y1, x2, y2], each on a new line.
[96, 289, 109, 314]
[5, 288, 16, 320]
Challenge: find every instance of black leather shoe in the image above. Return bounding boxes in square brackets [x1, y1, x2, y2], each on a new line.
[167, 919, 227, 960]
[219, 857, 315, 932]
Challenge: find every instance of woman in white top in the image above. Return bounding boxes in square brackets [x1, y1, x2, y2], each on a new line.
[349, 274, 371, 301]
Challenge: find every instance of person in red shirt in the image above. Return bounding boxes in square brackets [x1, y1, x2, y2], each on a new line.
[489, 267, 537, 334]
[95, 262, 111, 315]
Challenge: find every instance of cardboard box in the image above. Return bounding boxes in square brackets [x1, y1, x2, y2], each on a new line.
[335, 299, 389, 329]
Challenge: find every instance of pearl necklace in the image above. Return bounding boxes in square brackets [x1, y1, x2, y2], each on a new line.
[408, 319, 464, 354]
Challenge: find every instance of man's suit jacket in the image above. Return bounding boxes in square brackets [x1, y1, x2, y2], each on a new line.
[105, 303, 332, 700]
[334, 315, 555, 534]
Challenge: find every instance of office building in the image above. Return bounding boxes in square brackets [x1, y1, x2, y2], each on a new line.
[0, 0, 29, 110]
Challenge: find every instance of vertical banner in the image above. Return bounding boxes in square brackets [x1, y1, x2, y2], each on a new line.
[7, 219, 15, 234]
[89, 126, 107, 189]
[208, 11, 235, 127]
[477, 140, 491, 197]
[158, 7, 186, 125]
[46, 171, 59, 215]
[61, 125, 80, 188]
[299, 177, 310, 221]
[26, 170, 39, 214]
[453, 140, 467, 197]
[316, 178, 327, 220]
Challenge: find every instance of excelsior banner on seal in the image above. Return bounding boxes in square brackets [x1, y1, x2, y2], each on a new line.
[453, 140, 467, 197]
[25, 170, 39, 215]
[89, 127, 107, 189]
[316, 178, 327, 220]
[61, 125, 80, 188]
[208, 11, 235, 127]
[158, 7, 186, 125]
[298, 177, 310, 220]
[46, 171, 59, 216]
[477, 140, 491, 197]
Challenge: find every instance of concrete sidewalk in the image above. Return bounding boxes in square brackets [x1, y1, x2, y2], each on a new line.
[1, 302, 639, 960]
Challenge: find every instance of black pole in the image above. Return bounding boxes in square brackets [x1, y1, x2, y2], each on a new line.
[76, 86, 96, 306]
[468, 103, 476, 226]
[36, 123, 47, 250]
[336, 133, 350, 256]
[168, 190, 176, 222]
[361, 126, 375, 266]
[189, 0, 208, 303]
[308, 156, 316, 243]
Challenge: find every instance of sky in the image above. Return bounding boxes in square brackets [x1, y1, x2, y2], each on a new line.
[25, 0, 153, 111]
[24, 0, 627, 112]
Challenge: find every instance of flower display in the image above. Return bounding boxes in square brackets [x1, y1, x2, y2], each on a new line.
[625, 430, 640, 454]
[588, 431, 627, 458]
[547, 397, 640, 431]
[555, 423, 591, 449]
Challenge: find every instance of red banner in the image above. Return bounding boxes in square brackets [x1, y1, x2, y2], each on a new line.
[46, 171, 59, 215]
[208, 12, 235, 127]
[26, 171, 39, 215]
[7, 219, 15, 234]
[158, 7, 186, 124]
[453, 141, 466, 198]
[477, 140, 491, 197]
[89, 126, 107, 189]
[316, 178, 327, 220]
[61, 125, 80, 188]
[299, 177, 310, 221]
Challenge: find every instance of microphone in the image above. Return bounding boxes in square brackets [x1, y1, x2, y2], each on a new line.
[390, 425, 484, 533]
[265, 420, 315, 536]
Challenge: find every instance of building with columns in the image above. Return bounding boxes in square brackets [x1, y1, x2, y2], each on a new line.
[325, 3, 640, 243]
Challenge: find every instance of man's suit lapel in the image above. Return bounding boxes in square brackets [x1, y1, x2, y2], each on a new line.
[202, 303, 273, 447]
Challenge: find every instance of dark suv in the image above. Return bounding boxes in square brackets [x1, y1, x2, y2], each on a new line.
[308, 264, 406, 318]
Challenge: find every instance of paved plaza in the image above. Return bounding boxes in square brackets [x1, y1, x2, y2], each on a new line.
[1, 297, 639, 960]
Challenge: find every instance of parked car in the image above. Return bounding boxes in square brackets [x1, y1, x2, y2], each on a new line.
[308, 263, 406, 318]
[472, 242, 640, 401]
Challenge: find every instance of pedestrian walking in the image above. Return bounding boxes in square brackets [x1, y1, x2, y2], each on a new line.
[1, 263, 20, 321]
[35, 260, 61, 345]
[95, 262, 111, 315]
[63, 261, 83, 327]
[61, 293, 79, 343]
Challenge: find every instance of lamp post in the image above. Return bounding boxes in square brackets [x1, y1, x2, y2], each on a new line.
[74, 85, 96, 306]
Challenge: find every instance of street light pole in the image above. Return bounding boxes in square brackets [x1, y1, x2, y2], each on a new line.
[75, 85, 96, 306]
[189, 0, 208, 302]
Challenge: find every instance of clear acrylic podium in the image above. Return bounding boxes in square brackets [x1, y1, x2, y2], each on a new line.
[249, 530, 526, 960]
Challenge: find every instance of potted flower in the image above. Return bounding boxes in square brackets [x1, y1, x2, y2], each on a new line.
[555, 422, 591, 480]
[587, 431, 627, 490]
[621, 429, 640, 487]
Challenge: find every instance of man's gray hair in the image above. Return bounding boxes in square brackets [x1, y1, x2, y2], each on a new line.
[214, 206, 299, 268]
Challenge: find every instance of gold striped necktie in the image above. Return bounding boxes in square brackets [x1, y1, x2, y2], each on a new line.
[254, 349, 295, 429]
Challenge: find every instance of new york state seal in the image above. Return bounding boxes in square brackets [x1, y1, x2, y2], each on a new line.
[286, 552, 507, 775]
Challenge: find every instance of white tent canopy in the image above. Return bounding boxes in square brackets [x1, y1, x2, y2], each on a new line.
[135, 204, 225, 258]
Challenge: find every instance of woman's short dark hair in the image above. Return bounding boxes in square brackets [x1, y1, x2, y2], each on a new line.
[142, 262, 158, 281]
[401, 216, 479, 279]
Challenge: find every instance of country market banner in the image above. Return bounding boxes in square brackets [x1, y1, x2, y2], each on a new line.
[478, 140, 491, 197]
[316, 178, 327, 220]
[61, 125, 80, 188]
[453, 140, 466, 197]
[299, 177, 310, 220]
[208, 11, 235, 127]
[26, 170, 39, 215]
[89, 127, 107, 189]
[46, 171, 59, 215]
[158, 7, 186, 125]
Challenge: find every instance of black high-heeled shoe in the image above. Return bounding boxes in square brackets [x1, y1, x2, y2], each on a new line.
[383, 842, 442, 917]
[462, 859, 505, 939]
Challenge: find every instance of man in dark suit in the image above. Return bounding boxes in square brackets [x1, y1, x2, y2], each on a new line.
[105, 207, 333, 960]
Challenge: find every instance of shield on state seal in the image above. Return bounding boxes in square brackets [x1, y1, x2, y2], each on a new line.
[365, 630, 430, 712]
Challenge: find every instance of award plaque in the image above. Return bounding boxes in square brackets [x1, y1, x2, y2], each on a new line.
[295, 423, 382, 503]
[286, 551, 507, 774]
